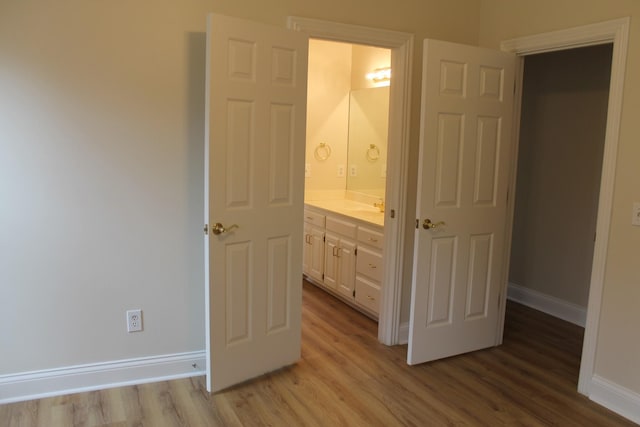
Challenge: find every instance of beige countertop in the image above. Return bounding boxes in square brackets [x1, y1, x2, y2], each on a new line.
[304, 199, 385, 227]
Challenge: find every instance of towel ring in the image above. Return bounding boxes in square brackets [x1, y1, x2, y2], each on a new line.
[366, 144, 380, 161]
[314, 142, 332, 161]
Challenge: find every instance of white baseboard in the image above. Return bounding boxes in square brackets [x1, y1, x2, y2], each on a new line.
[507, 282, 587, 327]
[398, 322, 409, 345]
[0, 351, 206, 404]
[589, 375, 640, 424]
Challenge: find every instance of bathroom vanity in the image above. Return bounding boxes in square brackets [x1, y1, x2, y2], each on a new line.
[303, 199, 384, 320]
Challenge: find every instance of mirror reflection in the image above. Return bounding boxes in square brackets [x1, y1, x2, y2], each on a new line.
[346, 87, 389, 198]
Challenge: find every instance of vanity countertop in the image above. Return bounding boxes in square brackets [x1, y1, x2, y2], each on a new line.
[305, 199, 384, 227]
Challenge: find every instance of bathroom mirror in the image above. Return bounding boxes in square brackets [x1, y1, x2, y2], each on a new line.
[345, 86, 389, 198]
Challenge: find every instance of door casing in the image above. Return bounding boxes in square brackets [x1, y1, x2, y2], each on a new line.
[499, 17, 630, 397]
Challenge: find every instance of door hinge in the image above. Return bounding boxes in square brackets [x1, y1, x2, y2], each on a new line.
[390, 209, 395, 219]
[353, 290, 356, 297]
[506, 188, 509, 203]
[416, 219, 419, 229]
[355, 247, 358, 256]
[204, 224, 209, 235]
[323, 235, 326, 242]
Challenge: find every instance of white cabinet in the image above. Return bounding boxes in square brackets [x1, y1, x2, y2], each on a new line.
[303, 204, 384, 319]
[324, 216, 357, 298]
[303, 210, 325, 283]
[355, 226, 384, 315]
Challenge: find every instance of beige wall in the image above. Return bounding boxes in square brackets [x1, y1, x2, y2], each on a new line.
[0, 0, 211, 374]
[305, 40, 352, 195]
[510, 45, 611, 307]
[0, 0, 481, 379]
[479, 0, 640, 395]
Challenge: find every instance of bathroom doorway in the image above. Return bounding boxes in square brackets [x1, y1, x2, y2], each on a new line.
[289, 17, 413, 345]
[302, 38, 391, 329]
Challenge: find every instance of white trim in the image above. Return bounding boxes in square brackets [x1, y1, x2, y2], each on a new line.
[288, 17, 413, 346]
[590, 375, 640, 424]
[499, 17, 629, 398]
[496, 55, 526, 347]
[507, 282, 586, 327]
[0, 351, 206, 404]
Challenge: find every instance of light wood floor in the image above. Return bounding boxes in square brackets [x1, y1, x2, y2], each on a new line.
[1, 280, 635, 426]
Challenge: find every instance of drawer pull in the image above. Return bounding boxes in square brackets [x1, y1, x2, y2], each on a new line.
[306, 216, 314, 220]
[368, 237, 378, 242]
[368, 264, 377, 269]
[367, 295, 375, 301]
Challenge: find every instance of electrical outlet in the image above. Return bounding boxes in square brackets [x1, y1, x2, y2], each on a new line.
[337, 164, 345, 177]
[305, 163, 311, 178]
[127, 309, 143, 332]
[349, 164, 358, 177]
[632, 202, 640, 226]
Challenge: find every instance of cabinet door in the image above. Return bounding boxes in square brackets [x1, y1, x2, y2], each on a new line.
[302, 224, 311, 276]
[336, 238, 356, 299]
[323, 233, 339, 290]
[309, 226, 325, 282]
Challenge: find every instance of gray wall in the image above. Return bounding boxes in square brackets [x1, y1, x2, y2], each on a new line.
[0, 0, 211, 374]
[509, 44, 612, 307]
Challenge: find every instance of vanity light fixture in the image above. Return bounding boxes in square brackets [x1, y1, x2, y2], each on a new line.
[365, 67, 391, 86]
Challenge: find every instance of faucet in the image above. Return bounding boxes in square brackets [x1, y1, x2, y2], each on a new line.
[373, 199, 385, 213]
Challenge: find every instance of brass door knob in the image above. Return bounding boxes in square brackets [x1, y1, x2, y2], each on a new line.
[211, 222, 239, 235]
[423, 219, 445, 230]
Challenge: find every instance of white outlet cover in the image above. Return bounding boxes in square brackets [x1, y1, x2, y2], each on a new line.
[305, 163, 311, 178]
[349, 164, 357, 177]
[632, 202, 640, 226]
[337, 164, 345, 177]
[127, 309, 143, 332]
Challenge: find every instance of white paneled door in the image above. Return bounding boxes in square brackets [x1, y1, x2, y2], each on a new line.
[408, 40, 516, 365]
[204, 14, 308, 392]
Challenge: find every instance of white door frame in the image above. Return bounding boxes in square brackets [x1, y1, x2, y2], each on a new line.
[499, 17, 630, 396]
[288, 17, 414, 345]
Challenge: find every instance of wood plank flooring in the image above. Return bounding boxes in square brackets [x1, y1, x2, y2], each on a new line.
[1, 280, 635, 426]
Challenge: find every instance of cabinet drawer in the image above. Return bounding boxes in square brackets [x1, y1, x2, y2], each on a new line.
[326, 216, 357, 239]
[304, 209, 325, 227]
[356, 246, 383, 282]
[357, 226, 384, 250]
[355, 276, 380, 315]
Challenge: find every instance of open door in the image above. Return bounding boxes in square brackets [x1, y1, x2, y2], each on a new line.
[408, 40, 515, 365]
[204, 14, 308, 392]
